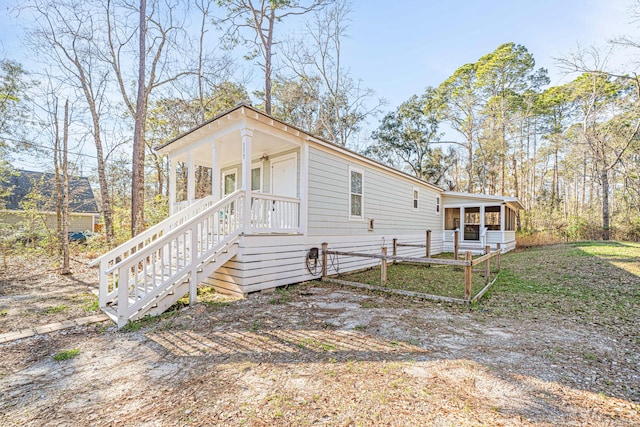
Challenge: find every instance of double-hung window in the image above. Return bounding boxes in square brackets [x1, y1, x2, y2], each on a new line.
[413, 188, 419, 210]
[349, 167, 363, 219]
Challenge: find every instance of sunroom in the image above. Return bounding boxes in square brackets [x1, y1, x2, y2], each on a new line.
[441, 192, 523, 252]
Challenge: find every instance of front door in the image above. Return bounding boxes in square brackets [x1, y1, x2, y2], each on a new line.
[271, 154, 297, 198]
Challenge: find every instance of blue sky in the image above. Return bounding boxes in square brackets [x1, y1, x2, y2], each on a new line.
[340, 0, 635, 108]
[0, 0, 637, 169]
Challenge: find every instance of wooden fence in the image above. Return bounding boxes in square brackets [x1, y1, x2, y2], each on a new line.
[321, 238, 501, 304]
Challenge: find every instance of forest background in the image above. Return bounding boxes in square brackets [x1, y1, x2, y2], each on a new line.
[2, 0, 640, 256]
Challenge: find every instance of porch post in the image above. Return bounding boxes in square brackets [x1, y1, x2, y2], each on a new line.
[187, 152, 196, 204]
[241, 129, 253, 229]
[211, 141, 221, 201]
[500, 204, 505, 232]
[168, 157, 176, 215]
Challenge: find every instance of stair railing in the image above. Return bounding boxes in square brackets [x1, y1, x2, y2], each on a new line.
[98, 191, 244, 323]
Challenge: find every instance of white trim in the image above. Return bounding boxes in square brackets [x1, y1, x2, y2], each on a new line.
[412, 187, 419, 211]
[349, 165, 364, 221]
[300, 143, 309, 235]
[436, 195, 441, 214]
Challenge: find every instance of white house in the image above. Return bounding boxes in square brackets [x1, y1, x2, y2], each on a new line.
[91, 103, 521, 327]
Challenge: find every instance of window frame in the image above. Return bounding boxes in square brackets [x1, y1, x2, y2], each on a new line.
[349, 166, 364, 221]
[221, 168, 237, 196]
[251, 162, 262, 192]
[412, 187, 419, 211]
[436, 196, 441, 214]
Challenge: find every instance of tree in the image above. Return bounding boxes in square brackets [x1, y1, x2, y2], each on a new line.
[368, 89, 453, 184]
[438, 63, 480, 192]
[26, 0, 117, 244]
[277, 0, 382, 146]
[216, 0, 330, 115]
[569, 72, 639, 240]
[475, 43, 548, 195]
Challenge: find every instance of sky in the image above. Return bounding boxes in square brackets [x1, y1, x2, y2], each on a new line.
[0, 0, 638, 170]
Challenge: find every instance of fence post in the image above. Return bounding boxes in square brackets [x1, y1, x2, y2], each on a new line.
[464, 251, 472, 301]
[381, 246, 388, 285]
[392, 238, 397, 264]
[321, 242, 328, 279]
[454, 230, 460, 261]
[496, 243, 501, 272]
[426, 230, 431, 258]
[485, 245, 491, 283]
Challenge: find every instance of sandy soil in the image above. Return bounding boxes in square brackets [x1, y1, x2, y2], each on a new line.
[0, 254, 638, 426]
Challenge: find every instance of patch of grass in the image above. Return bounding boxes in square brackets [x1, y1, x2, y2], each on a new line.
[53, 349, 80, 361]
[249, 321, 263, 332]
[43, 305, 69, 315]
[343, 262, 487, 300]
[353, 324, 367, 331]
[0, 308, 8, 316]
[268, 286, 293, 305]
[83, 297, 99, 313]
[478, 242, 640, 336]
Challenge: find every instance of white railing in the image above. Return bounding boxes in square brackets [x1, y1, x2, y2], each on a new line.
[250, 193, 300, 232]
[101, 191, 244, 326]
[90, 194, 218, 305]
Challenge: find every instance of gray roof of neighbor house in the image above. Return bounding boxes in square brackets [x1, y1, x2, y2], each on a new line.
[1, 170, 99, 213]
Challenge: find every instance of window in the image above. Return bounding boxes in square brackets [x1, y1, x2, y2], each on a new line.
[251, 164, 262, 192]
[485, 206, 501, 230]
[436, 196, 440, 214]
[413, 188, 419, 210]
[349, 167, 363, 219]
[505, 207, 516, 231]
[464, 207, 480, 241]
[445, 208, 460, 230]
[222, 169, 237, 196]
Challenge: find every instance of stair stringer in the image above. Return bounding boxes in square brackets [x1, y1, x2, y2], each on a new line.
[125, 240, 240, 324]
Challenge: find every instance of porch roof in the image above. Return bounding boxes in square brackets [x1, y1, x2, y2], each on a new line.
[443, 191, 524, 210]
[155, 103, 445, 193]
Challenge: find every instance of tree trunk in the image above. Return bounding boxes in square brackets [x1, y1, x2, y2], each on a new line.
[264, 10, 275, 115]
[131, 0, 147, 237]
[61, 100, 70, 275]
[601, 168, 610, 240]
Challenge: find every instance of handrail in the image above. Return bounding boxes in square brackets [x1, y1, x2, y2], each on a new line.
[105, 190, 244, 275]
[89, 194, 217, 267]
[251, 193, 300, 203]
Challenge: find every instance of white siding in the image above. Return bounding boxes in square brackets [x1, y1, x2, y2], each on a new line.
[307, 146, 443, 240]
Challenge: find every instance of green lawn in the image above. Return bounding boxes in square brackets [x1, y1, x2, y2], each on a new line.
[339, 242, 640, 337]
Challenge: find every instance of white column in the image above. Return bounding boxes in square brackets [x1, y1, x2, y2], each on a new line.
[211, 141, 221, 202]
[168, 157, 176, 215]
[500, 204, 505, 232]
[241, 129, 253, 229]
[299, 142, 309, 234]
[460, 207, 465, 241]
[187, 152, 196, 204]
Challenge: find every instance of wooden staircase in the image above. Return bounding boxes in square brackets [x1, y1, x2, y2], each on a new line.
[91, 191, 245, 328]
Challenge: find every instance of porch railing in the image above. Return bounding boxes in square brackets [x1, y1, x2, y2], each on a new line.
[250, 193, 300, 233]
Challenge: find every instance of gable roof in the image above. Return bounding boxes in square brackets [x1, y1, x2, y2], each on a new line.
[156, 102, 445, 193]
[1, 170, 99, 213]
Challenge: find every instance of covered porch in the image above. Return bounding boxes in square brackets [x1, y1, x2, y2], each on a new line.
[441, 192, 523, 252]
[157, 107, 305, 234]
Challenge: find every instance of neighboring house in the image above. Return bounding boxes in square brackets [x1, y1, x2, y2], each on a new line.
[0, 170, 99, 233]
[92, 103, 522, 327]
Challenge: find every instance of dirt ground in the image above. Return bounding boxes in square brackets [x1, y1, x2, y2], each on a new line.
[0, 251, 638, 426]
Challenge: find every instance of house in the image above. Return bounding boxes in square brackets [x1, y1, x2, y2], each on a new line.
[91, 103, 521, 327]
[0, 169, 99, 233]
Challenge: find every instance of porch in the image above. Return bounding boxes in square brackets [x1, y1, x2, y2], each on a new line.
[161, 114, 306, 234]
[441, 194, 521, 253]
